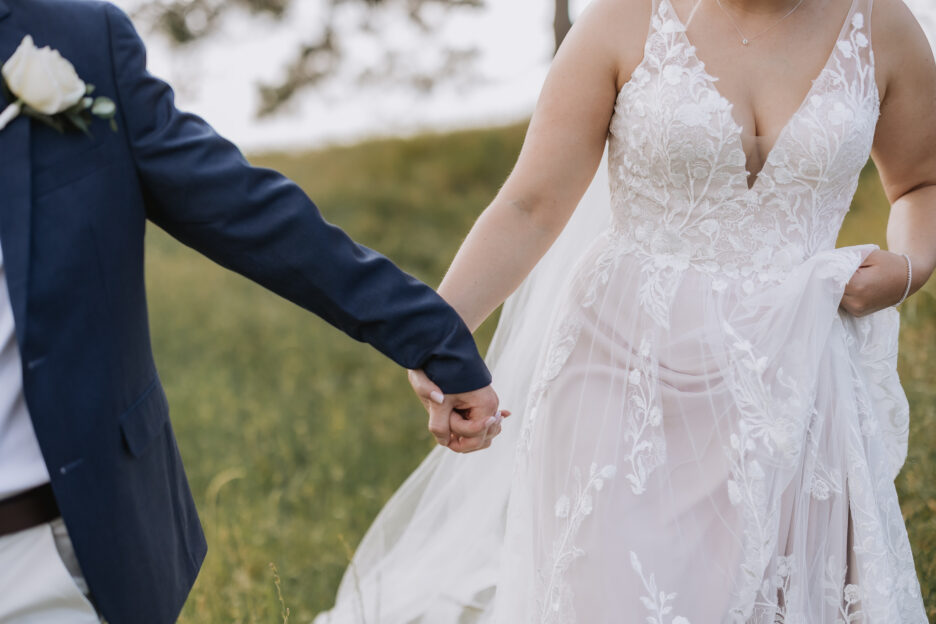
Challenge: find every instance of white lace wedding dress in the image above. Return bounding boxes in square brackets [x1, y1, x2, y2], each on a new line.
[314, 0, 932, 621]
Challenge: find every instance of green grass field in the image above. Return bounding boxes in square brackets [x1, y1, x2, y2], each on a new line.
[144, 124, 936, 622]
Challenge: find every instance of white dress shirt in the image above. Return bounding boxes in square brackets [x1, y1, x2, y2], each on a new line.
[0, 243, 50, 501]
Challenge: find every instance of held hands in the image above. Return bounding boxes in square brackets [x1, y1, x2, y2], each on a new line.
[407, 370, 510, 453]
[841, 250, 912, 316]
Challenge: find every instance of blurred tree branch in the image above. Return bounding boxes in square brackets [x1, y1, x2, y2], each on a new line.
[133, 0, 571, 116]
[554, 0, 571, 52]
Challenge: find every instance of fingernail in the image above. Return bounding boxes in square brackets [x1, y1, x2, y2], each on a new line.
[486, 415, 498, 427]
[430, 391, 444, 405]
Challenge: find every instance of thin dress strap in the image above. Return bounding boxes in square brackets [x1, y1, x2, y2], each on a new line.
[842, 0, 876, 76]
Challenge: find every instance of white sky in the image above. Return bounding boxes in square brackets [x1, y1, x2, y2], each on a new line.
[109, 0, 935, 153]
[112, 0, 591, 152]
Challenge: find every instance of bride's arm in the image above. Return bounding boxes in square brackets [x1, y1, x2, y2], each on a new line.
[875, 0, 936, 288]
[848, 0, 936, 315]
[875, 5, 936, 296]
[436, 0, 649, 332]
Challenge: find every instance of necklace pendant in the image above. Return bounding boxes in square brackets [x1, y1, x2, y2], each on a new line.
[742, 38, 750, 45]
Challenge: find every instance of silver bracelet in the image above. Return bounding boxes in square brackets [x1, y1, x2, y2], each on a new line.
[895, 253, 913, 307]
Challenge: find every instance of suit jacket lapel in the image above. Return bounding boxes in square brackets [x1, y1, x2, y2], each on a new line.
[0, 19, 34, 349]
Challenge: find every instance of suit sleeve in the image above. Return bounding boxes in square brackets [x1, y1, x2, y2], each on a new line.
[102, 4, 491, 394]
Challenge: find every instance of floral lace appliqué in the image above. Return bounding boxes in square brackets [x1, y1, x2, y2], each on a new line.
[540, 463, 617, 623]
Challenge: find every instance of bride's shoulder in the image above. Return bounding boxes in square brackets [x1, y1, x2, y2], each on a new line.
[580, 0, 653, 34]
[869, 0, 933, 61]
[570, 0, 654, 87]
[869, 0, 936, 98]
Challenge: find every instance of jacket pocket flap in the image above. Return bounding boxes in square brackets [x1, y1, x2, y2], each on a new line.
[119, 378, 170, 458]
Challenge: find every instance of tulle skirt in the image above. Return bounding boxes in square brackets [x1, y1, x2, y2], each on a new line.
[493, 235, 923, 623]
[314, 233, 925, 624]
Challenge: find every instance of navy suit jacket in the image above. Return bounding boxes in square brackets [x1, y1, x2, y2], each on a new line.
[0, 0, 491, 621]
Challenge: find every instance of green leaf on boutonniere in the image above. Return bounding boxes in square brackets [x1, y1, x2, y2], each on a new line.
[20, 105, 65, 133]
[92, 97, 116, 118]
[65, 110, 91, 136]
[1, 81, 115, 136]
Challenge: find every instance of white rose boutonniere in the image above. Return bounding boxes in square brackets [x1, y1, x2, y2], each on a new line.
[0, 35, 117, 134]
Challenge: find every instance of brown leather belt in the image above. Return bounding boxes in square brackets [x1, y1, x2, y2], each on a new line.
[0, 483, 61, 539]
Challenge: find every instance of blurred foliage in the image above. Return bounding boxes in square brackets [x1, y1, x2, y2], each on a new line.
[133, 0, 485, 117]
[142, 124, 935, 622]
[133, 0, 573, 116]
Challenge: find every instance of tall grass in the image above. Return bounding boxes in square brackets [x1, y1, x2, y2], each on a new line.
[142, 124, 936, 622]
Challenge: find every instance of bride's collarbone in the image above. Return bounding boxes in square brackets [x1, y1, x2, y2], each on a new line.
[667, 0, 855, 79]
[668, 0, 859, 137]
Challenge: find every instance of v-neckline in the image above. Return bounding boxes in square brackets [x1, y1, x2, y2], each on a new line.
[661, 0, 859, 192]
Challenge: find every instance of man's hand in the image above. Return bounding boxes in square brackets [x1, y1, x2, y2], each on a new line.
[841, 250, 911, 317]
[408, 370, 509, 453]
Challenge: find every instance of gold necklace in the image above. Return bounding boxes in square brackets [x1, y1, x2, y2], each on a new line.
[715, 0, 807, 45]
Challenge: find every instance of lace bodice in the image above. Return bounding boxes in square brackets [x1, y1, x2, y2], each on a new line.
[608, 0, 879, 300]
